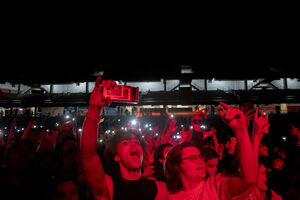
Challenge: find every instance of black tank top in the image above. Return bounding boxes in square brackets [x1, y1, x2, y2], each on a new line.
[112, 175, 158, 200]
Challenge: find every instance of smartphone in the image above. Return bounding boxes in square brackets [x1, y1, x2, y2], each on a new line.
[103, 85, 139, 104]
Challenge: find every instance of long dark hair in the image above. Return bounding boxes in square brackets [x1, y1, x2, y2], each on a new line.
[164, 141, 198, 193]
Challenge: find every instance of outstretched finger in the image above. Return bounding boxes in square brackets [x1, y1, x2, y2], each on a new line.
[95, 76, 101, 87]
[219, 102, 229, 110]
[264, 112, 269, 122]
[254, 107, 259, 120]
[245, 109, 253, 116]
[199, 108, 206, 113]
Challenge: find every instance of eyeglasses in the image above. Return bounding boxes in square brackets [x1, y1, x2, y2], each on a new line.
[181, 154, 205, 162]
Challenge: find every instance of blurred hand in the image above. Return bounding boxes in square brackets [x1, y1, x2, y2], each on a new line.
[242, 107, 254, 129]
[192, 108, 208, 132]
[252, 108, 270, 142]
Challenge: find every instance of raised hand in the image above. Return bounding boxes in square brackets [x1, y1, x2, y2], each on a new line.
[192, 108, 208, 132]
[151, 125, 159, 137]
[87, 77, 116, 121]
[291, 125, 300, 137]
[202, 127, 216, 140]
[218, 143, 225, 159]
[21, 119, 36, 139]
[242, 107, 255, 130]
[89, 77, 116, 109]
[161, 119, 178, 144]
[291, 125, 300, 146]
[179, 127, 192, 143]
[7, 119, 16, 142]
[167, 119, 178, 135]
[217, 102, 246, 131]
[259, 144, 269, 157]
[252, 108, 270, 142]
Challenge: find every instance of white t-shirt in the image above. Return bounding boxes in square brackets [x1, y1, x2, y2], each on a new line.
[169, 175, 230, 200]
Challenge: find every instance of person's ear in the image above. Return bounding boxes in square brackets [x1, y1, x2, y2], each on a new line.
[114, 154, 120, 162]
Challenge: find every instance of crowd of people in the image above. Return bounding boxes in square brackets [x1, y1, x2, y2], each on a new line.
[0, 77, 299, 200]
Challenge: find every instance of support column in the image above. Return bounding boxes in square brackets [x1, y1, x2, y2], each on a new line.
[18, 84, 21, 94]
[86, 82, 89, 93]
[283, 78, 288, 89]
[244, 80, 248, 91]
[50, 84, 54, 94]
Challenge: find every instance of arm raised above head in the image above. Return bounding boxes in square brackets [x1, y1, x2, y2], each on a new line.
[217, 102, 257, 197]
[80, 77, 116, 200]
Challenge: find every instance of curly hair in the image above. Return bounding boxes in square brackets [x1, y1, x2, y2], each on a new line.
[103, 128, 147, 177]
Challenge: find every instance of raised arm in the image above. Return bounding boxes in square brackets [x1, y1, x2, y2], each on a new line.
[160, 119, 178, 144]
[251, 108, 269, 170]
[80, 77, 115, 200]
[192, 108, 208, 132]
[21, 119, 36, 139]
[217, 102, 257, 197]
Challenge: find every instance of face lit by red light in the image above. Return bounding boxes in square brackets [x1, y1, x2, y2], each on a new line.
[53, 180, 79, 200]
[115, 134, 143, 170]
[205, 158, 218, 176]
[257, 164, 268, 191]
[180, 146, 206, 182]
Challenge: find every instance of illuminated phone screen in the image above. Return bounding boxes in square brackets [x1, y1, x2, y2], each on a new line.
[103, 85, 139, 103]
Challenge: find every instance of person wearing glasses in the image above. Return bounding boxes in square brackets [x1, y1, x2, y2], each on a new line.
[164, 102, 258, 200]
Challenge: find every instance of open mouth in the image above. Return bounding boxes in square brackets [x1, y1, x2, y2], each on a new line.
[130, 150, 139, 156]
[130, 149, 141, 162]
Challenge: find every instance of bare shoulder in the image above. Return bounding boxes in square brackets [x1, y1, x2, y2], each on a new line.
[155, 180, 169, 200]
